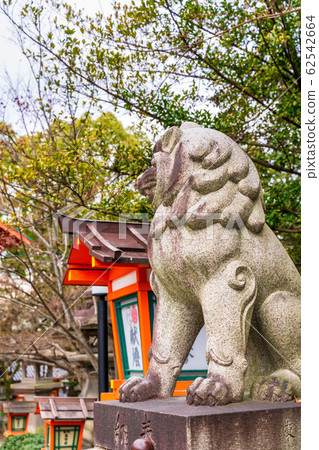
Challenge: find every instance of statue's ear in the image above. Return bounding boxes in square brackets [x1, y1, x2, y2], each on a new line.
[179, 122, 203, 130]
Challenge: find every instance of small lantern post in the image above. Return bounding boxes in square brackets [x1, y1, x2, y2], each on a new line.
[2, 395, 36, 437]
[35, 397, 95, 450]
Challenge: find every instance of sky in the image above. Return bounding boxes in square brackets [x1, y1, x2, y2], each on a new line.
[0, 0, 134, 130]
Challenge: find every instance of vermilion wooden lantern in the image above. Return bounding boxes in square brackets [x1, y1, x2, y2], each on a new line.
[2, 395, 36, 437]
[35, 397, 94, 450]
[58, 215, 208, 400]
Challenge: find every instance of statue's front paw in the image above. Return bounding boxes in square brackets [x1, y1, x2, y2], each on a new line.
[119, 376, 160, 403]
[186, 376, 235, 406]
[250, 376, 295, 402]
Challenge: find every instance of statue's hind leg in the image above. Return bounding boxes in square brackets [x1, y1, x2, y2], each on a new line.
[119, 274, 204, 402]
[251, 291, 301, 401]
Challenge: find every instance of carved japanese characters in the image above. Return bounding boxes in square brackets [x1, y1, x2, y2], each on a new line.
[119, 123, 301, 406]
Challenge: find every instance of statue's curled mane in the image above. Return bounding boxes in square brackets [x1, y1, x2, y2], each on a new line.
[156, 123, 265, 234]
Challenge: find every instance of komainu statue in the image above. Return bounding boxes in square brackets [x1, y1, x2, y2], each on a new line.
[119, 123, 301, 406]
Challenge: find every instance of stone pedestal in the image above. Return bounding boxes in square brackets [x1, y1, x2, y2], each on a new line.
[94, 396, 300, 450]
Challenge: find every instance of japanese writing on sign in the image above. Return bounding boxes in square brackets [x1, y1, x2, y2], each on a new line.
[121, 302, 143, 371]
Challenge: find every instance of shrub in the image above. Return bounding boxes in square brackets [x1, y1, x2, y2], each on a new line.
[1, 433, 44, 450]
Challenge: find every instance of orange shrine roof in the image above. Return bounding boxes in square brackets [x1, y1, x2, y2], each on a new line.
[57, 214, 151, 286]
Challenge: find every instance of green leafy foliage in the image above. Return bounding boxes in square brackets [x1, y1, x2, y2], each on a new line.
[0, 0, 300, 268]
[0, 113, 152, 220]
[1, 433, 44, 450]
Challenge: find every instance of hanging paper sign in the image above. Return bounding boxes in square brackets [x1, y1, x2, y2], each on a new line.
[121, 301, 143, 372]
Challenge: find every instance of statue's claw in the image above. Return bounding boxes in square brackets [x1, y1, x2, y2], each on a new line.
[119, 376, 160, 403]
[186, 376, 233, 406]
[250, 376, 295, 402]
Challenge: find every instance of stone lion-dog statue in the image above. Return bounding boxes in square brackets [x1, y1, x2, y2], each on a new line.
[119, 122, 301, 406]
